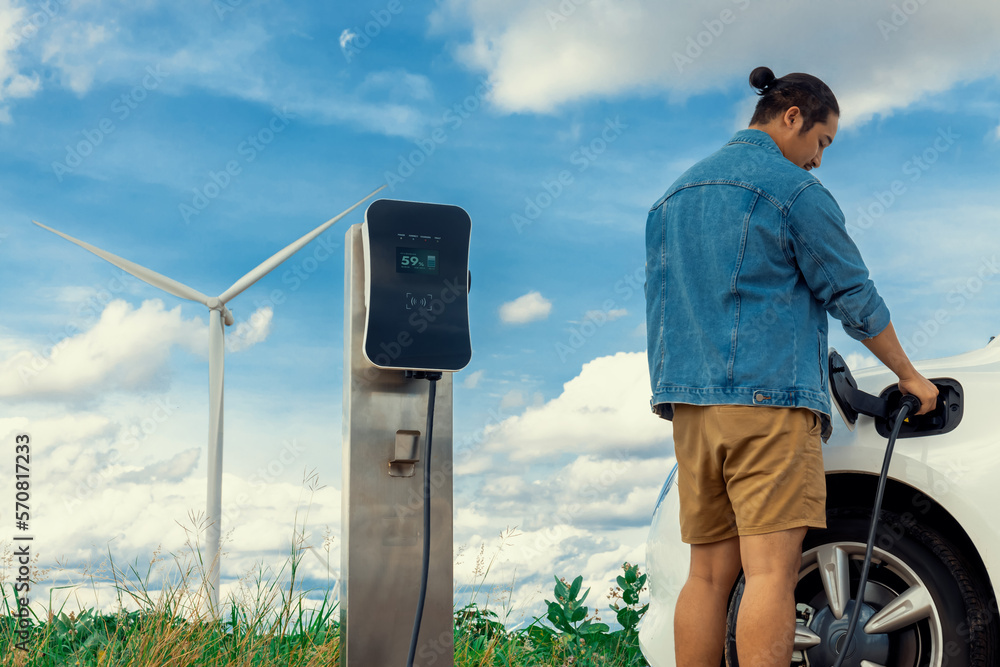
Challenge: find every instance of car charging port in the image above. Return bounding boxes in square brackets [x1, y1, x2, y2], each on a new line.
[874, 379, 963, 439]
[828, 349, 964, 438]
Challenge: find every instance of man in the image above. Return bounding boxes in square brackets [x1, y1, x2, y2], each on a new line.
[644, 67, 939, 666]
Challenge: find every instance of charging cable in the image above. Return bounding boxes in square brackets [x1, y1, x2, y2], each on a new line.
[405, 370, 442, 667]
[830, 392, 921, 667]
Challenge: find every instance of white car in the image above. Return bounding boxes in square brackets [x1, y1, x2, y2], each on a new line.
[639, 341, 1000, 666]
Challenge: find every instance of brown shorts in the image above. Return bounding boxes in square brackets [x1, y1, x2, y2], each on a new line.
[672, 403, 827, 544]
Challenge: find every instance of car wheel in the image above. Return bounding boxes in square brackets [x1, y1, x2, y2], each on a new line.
[724, 509, 998, 667]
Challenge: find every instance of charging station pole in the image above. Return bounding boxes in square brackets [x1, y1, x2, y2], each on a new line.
[341, 221, 455, 666]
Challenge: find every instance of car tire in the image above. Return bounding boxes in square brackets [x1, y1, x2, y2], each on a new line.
[723, 508, 999, 667]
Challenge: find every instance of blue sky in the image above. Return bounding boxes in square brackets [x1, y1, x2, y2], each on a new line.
[1, 0, 1000, 627]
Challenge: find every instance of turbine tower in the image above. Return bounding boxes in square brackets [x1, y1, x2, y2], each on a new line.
[33, 186, 384, 611]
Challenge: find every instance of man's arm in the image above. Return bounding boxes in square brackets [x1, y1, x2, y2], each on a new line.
[861, 322, 939, 415]
[785, 185, 939, 414]
[786, 184, 891, 343]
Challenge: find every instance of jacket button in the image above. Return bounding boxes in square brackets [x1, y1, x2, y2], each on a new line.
[754, 393, 765, 402]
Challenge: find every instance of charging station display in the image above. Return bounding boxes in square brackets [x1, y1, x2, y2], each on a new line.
[397, 247, 439, 275]
[362, 199, 472, 372]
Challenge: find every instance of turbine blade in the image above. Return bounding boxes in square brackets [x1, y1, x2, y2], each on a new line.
[33, 220, 213, 307]
[218, 186, 385, 304]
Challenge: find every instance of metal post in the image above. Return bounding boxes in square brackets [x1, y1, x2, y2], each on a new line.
[206, 307, 225, 613]
[341, 223, 454, 666]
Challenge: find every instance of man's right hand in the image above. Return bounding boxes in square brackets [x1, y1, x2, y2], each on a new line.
[898, 374, 939, 415]
[861, 322, 940, 415]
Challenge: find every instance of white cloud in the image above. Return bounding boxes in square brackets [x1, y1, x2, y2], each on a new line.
[40, 20, 112, 93]
[4, 71, 40, 98]
[358, 69, 434, 102]
[437, 0, 1000, 126]
[226, 307, 273, 353]
[0, 401, 342, 618]
[338, 28, 356, 50]
[480, 351, 666, 461]
[0, 3, 434, 137]
[462, 369, 485, 388]
[843, 351, 879, 372]
[0, 299, 204, 399]
[0, 299, 273, 400]
[582, 308, 627, 323]
[451, 351, 672, 622]
[0, 1, 40, 107]
[499, 291, 552, 324]
[499, 389, 525, 409]
[470, 453, 669, 531]
[118, 447, 200, 483]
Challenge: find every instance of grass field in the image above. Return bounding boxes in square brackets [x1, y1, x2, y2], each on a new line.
[0, 523, 650, 666]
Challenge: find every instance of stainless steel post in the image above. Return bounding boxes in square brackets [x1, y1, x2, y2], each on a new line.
[341, 223, 454, 666]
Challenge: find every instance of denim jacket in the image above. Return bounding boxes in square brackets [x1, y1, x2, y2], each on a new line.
[645, 129, 890, 427]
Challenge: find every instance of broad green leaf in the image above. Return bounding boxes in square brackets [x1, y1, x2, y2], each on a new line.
[617, 575, 629, 589]
[569, 575, 582, 600]
[554, 576, 569, 599]
[617, 607, 639, 628]
[579, 622, 610, 634]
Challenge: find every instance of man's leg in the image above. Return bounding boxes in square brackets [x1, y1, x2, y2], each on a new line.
[736, 527, 807, 666]
[674, 535, 742, 667]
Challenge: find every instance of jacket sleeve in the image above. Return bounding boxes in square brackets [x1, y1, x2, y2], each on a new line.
[785, 183, 891, 341]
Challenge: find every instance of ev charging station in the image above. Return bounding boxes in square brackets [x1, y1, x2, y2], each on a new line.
[341, 199, 472, 666]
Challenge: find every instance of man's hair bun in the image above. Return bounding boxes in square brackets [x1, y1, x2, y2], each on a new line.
[749, 66, 776, 94]
[747, 67, 839, 133]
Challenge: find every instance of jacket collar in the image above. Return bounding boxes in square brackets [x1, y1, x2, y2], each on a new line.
[727, 128, 783, 157]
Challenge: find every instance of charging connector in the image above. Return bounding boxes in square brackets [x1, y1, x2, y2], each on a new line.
[405, 370, 442, 667]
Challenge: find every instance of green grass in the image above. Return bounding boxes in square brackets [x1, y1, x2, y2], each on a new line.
[0, 554, 648, 667]
[0, 496, 649, 666]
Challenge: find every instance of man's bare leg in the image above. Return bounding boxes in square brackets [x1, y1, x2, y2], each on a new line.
[674, 535, 742, 667]
[736, 527, 807, 666]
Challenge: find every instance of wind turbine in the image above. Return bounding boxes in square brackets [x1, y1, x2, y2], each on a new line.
[33, 186, 384, 611]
